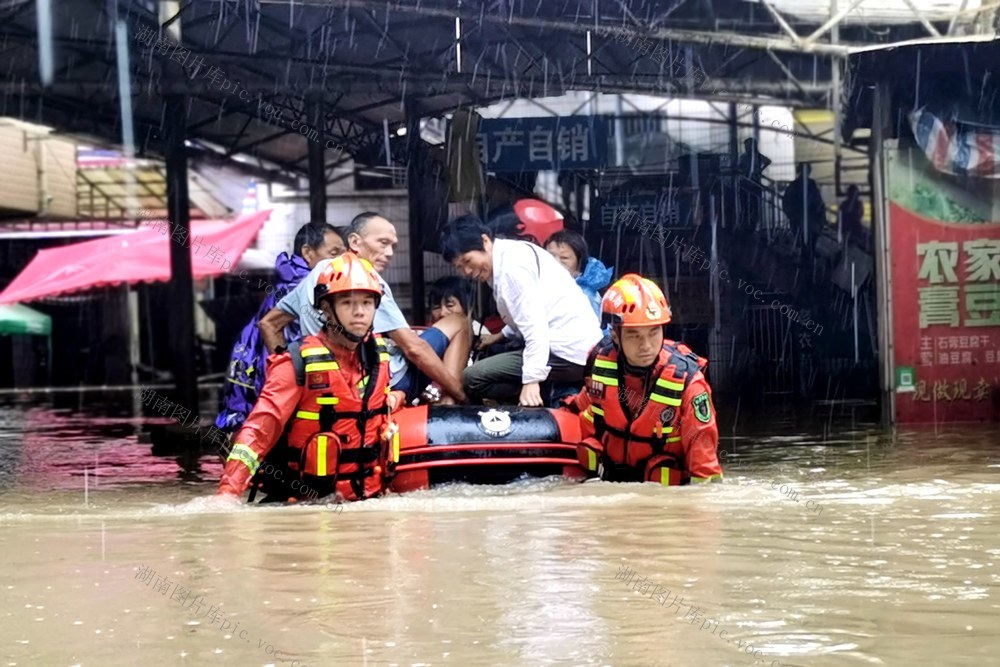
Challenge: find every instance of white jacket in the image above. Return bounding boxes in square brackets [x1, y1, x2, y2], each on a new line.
[492, 239, 604, 383]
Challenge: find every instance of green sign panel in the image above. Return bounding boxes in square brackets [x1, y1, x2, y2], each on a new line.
[896, 366, 916, 393]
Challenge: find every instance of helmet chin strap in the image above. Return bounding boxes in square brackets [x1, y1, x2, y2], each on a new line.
[328, 309, 367, 344]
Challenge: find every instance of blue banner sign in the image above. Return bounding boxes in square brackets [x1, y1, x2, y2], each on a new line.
[476, 116, 608, 171]
[595, 190, 698, 230]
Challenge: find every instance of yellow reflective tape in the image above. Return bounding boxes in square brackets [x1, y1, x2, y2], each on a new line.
[691, 474, 723, 484]
[593, 359, 617, 370]
[379, 353, 390, 362]
[666, 436, 681, 443]
[317, 435, 328, 477]
[659, 468, 677, 486]
[592, 375, 619, 387]
[227, 443, 260, 476]
[391, 431, 400, 463]
[656, 377, 685, 392]
[226, 378, 255, 390]
[305, 361, 338, 372]
[590, 405, 605, 416]
[582, 410, 594, 423]
[296, 410, 320, 420]
[649, 393, 682, 406]
[315, 397, 340, 405]
[301, 347, 329, 357]
[586, 448, 598, 471]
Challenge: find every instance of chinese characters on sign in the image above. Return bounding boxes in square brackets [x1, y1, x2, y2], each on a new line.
[475, 117, 608, 171]
[887, 195, 1000, 422]
[911, 377, 993, 403]
[917, 239, 1000, 328]
[597, 191, 697, 230]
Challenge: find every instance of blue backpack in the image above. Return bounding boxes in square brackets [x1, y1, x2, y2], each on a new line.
[214, 253, 311, 432]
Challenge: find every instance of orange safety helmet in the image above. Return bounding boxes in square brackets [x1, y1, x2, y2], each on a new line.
[601, 273, 672, 327]
[312, 251, 383, 308]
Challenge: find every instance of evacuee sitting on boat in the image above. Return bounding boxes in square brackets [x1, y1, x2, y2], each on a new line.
[441, 214, 604, 407]
[563, 274, 723, 485]
[544, 229, 614, 321]
[427, 276, 487, 354]
[217, 253, 405, 503]
[259, 212, 470, 405]
[214, 222, 345, 434]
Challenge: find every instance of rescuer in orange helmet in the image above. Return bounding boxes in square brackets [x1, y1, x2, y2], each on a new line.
[563, 274, 723, 485]
[217, 252, 406, 503]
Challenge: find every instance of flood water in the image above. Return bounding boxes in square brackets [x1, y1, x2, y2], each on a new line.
[1, 389, 998, 666]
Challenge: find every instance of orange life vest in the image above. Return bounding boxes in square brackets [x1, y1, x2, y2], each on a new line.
[584, 338, 708, 484]
[285, 333, 393, 501]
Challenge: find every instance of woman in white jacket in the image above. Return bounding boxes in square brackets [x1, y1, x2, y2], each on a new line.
[441, 215, 604, 407]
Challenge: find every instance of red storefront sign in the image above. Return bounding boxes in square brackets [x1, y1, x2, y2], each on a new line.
[890, 203, 1000, 422]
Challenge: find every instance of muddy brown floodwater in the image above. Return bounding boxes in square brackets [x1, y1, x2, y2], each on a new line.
[1, 389, 998, 666]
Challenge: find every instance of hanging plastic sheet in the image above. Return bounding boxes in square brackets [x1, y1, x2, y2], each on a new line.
[909, 108, 1000, 179]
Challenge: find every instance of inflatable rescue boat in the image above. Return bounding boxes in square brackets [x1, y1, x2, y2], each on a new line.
[389, 404, 591, 492]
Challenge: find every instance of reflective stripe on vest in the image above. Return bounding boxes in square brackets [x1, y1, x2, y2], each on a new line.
[649, 376, 684, 406]
[592, 374, 619, 387]
[316, 435, 329, 476]
[306, 361, 339, 372]
[691, 473, 723, 484]
[286, 334, 393, 494]
[587, 339, 699, 470]
[658, 467, 684, 486]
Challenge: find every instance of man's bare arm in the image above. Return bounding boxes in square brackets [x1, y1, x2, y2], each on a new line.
[388, 328, 467, 403]
[259, 308, 297, 353]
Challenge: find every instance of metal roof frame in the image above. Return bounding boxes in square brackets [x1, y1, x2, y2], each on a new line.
[0, 0, 994, 180]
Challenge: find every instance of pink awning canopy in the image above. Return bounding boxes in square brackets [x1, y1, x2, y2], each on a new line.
[0, 211, 272, 305]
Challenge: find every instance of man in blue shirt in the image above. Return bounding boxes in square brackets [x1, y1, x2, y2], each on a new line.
[259, 212, 468, 404]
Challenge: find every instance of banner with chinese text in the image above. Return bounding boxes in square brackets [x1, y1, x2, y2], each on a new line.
[889, 202, 1000, 422]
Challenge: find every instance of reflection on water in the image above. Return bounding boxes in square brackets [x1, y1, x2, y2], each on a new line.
[1, 390, 998, 666]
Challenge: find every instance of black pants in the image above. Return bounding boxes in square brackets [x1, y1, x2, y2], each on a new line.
[463, 351, 587, 404]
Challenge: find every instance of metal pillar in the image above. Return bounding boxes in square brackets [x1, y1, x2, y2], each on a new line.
[871, 82, 895, 427]
[307, 96, 327, 224]
[405, 100, 426, 324]
[163, 93, 197, 410]
[832, 0, 844, 202]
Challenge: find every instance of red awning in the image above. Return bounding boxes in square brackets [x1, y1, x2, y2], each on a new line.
[0, 211, 272, 305]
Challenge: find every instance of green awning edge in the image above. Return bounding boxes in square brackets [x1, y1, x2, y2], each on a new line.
[0, 303, 52, 336]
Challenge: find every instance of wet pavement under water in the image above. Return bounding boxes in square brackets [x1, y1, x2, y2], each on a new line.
[0, 388, 997, 667]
